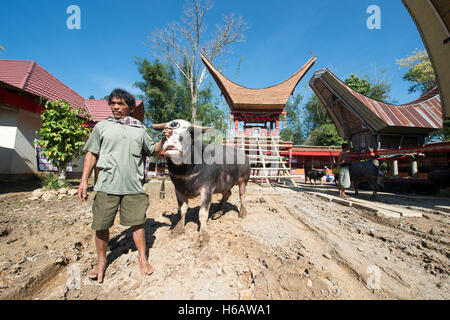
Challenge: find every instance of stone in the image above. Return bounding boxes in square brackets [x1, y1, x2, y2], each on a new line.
[332, 198, 352, 207]
[68, 189, 78, 196]
[32, 189, 44, 198]
[368, 229, 375, 237]
[307, 279, 313, 287]
[58, 188, 68, 195]
[323, 253, 332, 260]
[42, 193, 57, 201]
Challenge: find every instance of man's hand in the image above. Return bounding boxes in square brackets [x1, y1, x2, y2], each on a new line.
[77, 180, 89, 202]
[163, 126, 173, 138]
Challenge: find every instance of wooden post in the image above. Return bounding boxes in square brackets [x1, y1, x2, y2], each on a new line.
[411, 155, 418, 177]
[392, 159, 399, 177]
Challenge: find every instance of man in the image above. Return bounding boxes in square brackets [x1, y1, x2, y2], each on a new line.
[337, 142, 351, 198]
[77, 88, 172, 283]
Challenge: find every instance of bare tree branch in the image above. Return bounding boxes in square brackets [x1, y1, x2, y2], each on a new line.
[146, 0, 248, 122]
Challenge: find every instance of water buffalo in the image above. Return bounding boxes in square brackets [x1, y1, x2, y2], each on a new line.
[428, 169, 450, 193]
[152, 119, 251, 244]
[350, 159, 384, 199]
[305, 168, 327, 185]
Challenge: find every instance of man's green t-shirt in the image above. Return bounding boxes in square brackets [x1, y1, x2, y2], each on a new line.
[83, 120, 157, 195]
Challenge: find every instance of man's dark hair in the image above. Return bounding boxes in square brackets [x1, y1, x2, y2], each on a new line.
[342, 143, 349, 150]
[108, 88, 135, 109]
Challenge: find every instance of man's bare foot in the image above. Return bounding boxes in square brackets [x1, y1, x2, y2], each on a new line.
[88, 260, 107, 283]
[138, 257, 154, 276]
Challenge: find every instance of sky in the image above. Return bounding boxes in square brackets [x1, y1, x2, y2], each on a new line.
[0, 0, 426, 109]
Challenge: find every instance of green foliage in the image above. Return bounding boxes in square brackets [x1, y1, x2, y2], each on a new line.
[302, 72, 393, 146]
[88, 95, 95, 99]
[134, 58, 226, 132]
[396, 49, 436, 94]
[41, 173, 68, 190]
[301, 94, 341, 146]
[379, 160, 388, 174]
[305, 123, 344, 146]
[280, 94, 305, 145]
[344, 71, 392, 103]
[135, 58, 185, 125]
[36, 100, 91, 178]
[304, 94, 333, 132]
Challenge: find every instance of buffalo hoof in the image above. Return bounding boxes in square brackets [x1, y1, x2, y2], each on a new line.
[170, 223, 185, 238]
[211, 211, 222, 220]
[238, 206, 247, 219]
[197, 231, 210, 246]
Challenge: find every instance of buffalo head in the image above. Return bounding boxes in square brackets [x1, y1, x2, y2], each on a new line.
[152, 119, 214, 164]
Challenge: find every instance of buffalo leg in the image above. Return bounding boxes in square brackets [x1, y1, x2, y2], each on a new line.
[370, 182, 378, 199]
[172, 190, 188, 236]
[212, 189, 231, 220]
[238, 181, 247, 218]
[353, 181, 359, 195]
[198, 189, 212, 244]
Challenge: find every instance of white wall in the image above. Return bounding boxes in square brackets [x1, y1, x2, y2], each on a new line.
[0, 106, 19, 174]
[0, 106, 84, 175]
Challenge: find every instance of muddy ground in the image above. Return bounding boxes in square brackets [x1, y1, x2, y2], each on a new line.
[0, 178, 448, 300]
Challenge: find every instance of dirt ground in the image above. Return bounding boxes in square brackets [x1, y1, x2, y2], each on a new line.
[0, 178, 448, 300]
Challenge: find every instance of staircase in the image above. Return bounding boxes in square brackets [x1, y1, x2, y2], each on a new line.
[226, 135, 297, 187]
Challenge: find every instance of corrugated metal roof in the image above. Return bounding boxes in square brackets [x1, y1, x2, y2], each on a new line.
[311, 69, 443, 130]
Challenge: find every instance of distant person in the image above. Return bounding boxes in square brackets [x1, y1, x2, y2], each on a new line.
[337, 143, 351, 198]
[77, 88, 172, 283]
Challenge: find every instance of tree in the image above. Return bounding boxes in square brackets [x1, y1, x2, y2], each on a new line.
[303, 72, 392, 146]
[345, 71, 392, 103]
[302, 94, 341, 146]
[396, 49, 436, 94]
[134, 58, 186, 125]
[88, 95, 95, 99]
[36, 100, 91, 183]
[148, 0, 248, 122]
[134, 58, 226, 132]
[396, 50, 447, 141]
[305, 123, 344, 146]
[280, 94, 305, 145]
[304, 94, 333, 132]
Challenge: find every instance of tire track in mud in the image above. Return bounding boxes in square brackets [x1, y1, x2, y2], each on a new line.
[280, 201, 383, 299]
[282, 190, 449, 299]
[262, 194, 380, 299]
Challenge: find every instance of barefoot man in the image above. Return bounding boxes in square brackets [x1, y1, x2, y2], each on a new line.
[77, 88, 172, 282]
[337, 142, 351, 198]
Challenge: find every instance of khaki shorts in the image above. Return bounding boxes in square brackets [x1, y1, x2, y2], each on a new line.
[91, 192, 149, 230]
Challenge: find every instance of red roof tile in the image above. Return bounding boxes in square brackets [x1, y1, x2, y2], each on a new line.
[86, 99, 144, 122]
[0, 59, 89, 113]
